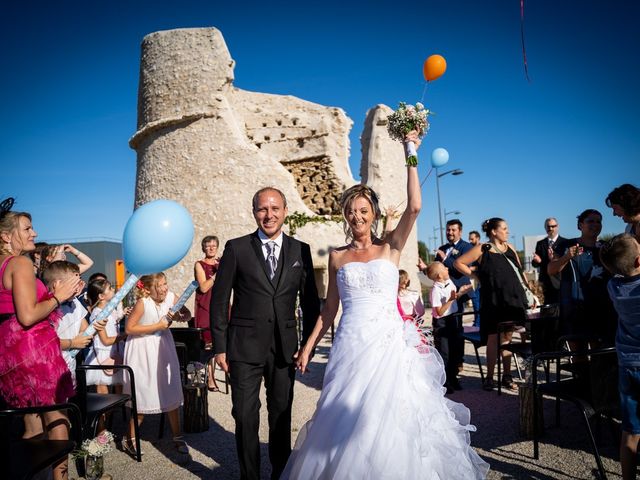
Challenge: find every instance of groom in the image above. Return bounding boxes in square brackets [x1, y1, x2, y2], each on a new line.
[210, 187, 320, 480]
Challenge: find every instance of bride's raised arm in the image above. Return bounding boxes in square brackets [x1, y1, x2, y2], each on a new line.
[385, 131, 421, 254]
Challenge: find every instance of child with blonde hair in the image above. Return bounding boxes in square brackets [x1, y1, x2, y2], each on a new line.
[426, 261, 471, 393]
[122, 272, 190, 456]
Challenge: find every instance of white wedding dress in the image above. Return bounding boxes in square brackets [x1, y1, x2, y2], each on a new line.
[282, 259, 489, 479]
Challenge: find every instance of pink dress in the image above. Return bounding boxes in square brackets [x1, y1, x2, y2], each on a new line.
[0, 257, 74, 407]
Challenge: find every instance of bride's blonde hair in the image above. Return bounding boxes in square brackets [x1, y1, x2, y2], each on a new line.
[340, 184, 382, 243]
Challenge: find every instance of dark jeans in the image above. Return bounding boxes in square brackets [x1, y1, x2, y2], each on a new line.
[433, 313, 464, 384]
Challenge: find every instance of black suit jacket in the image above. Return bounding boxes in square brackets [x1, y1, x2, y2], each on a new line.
[532, 236, 567, 285]
[210, 231, 320, 364]
[437, 239, 473, 290]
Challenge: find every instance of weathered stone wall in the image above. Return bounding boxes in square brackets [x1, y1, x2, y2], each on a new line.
[130, 27, 419, 304]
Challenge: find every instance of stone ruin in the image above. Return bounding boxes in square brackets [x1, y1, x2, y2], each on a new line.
[129, 27, 419, 301]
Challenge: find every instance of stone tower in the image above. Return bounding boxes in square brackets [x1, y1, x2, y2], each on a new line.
[130, 27, 420, 302]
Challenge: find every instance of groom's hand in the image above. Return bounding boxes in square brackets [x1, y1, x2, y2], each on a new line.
[215, 353, 229, 374]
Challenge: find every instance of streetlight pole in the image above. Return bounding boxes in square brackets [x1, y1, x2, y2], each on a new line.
[435, 168, 464, 245]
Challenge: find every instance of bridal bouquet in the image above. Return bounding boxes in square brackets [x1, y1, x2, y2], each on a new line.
[387, 102, 432, 166]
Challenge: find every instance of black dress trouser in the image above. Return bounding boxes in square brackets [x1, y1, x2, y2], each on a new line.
[433, 313, 463, 383]
[229, 334, 296, 480]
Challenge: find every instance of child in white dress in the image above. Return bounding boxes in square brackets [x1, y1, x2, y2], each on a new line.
[122, 272, 190, 456]
[84, 279, 127, 388]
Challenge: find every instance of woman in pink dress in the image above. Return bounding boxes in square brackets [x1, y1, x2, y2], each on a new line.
[0, 198, 82, 480]
[193, 235, 220, 391]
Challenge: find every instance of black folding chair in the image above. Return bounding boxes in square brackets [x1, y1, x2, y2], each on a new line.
[532, 346, 619, 480]
[0, 402, 82, 480]
[497, 306, 559, 395]
[74, 364, 141, 463]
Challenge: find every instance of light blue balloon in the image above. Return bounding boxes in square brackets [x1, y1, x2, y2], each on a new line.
[123, 199, 194, 275]
[431, 148, 450, 168]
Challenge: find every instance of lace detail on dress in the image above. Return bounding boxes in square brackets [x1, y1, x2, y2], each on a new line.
[337, 263, 386, 296]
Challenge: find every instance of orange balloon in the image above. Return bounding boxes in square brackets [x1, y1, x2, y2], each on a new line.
[423, 54, 447, 82]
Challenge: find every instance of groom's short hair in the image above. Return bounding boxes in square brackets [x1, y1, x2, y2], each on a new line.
[252, 187, 288, 211]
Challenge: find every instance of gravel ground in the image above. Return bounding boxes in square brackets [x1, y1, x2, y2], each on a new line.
[69, 321, 622, 480]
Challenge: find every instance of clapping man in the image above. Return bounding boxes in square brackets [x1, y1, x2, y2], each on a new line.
[532, 217, 566, 304]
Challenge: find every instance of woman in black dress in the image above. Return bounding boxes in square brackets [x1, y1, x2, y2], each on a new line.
[455, 217, 528, 391]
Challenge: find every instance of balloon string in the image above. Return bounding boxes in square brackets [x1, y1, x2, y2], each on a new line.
[420, 167, 434, 187]
[420, 81, 428, 103]
[388, 167, 433, 213]
[520, 0, 531, 82]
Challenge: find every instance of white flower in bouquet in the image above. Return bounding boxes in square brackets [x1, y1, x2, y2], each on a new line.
[72, 431, 114, 458]
[387, 101, 432, 166]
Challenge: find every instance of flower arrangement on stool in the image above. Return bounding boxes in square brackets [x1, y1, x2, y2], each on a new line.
[71, 430, 114, 480]
[185, 361, 206, 386]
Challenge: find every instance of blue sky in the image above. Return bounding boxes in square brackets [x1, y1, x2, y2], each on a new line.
[1, 0, 638, 253]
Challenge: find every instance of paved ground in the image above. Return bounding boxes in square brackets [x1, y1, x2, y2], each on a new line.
[70, 324, 623, 480]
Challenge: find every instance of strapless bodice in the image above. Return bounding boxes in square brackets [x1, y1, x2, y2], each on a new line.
[337, 258, 399, 314]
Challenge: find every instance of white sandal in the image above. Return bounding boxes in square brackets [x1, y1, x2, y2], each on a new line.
[122, 436, 144, 456]
[173, 435, 189, 454]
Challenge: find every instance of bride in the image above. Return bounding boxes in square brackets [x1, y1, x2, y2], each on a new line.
[282, 132, 489, 479]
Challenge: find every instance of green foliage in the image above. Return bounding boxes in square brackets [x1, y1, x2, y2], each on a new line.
[285, 212, 342, 235]
[418, 240, 428, 262]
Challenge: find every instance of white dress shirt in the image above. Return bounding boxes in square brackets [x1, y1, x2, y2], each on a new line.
[257, 229, 283, 261]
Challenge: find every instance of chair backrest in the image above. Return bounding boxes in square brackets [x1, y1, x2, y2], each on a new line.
[588, 349, 619, 413]
[0, 403, 82, 479]
[530, 313, 560, 354]
[170, 328, 202, 362]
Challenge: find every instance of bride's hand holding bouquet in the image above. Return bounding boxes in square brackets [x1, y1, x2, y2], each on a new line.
[387, 102, 430, 166]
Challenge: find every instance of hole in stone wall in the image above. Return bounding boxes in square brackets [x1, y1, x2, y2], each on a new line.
[292, 118, 298, 126]
[277, 120, 282, 126]
[281, 133, 286, 138]
[262, 122, 267, 127]
[264, 136, 271, 141]
[297, 138, 305, 147]
[256, 143, 262, 149]
[311, 129, 316, 135]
